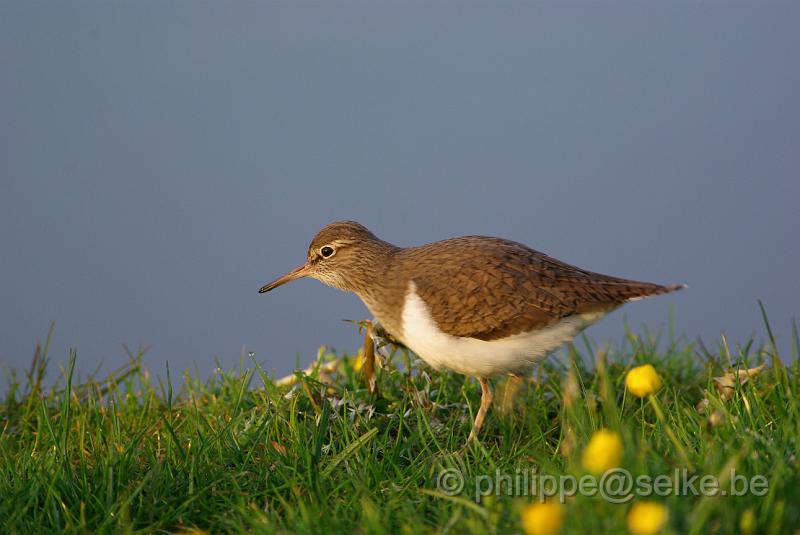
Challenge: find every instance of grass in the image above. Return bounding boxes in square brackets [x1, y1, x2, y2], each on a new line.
[1, 320, 798, 535]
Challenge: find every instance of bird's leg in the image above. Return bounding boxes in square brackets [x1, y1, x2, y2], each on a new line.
[467, 377, 493, 442]
[361, 325, 378, 396]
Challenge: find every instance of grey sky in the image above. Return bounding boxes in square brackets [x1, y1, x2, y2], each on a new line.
[1, 2, 798, 384]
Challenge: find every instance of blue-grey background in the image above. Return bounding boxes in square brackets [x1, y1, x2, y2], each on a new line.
[1, 2, 798, 385]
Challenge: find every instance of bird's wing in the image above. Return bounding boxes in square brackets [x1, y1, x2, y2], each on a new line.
[407, 237, 676, 341]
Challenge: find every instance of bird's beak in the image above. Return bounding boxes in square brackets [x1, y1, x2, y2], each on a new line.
[258, 263, 313, 293]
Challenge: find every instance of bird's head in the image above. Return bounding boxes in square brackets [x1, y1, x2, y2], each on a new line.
[259, 220, 392, 294]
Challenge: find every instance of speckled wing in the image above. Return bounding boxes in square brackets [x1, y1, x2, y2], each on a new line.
[407, 237, 680, 341]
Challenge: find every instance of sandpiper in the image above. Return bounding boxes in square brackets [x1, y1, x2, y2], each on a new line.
[259, 221, 683, 441]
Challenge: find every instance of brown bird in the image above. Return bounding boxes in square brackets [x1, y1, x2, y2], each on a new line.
[259, 221, 683, 441]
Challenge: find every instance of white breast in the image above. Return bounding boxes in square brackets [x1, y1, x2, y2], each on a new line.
[399, 281, 607, 377]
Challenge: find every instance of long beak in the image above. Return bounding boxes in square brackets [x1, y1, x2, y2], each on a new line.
[258, 263, 312, 293]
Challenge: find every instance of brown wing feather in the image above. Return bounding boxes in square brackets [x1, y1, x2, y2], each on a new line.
[404, 237, 682, 341]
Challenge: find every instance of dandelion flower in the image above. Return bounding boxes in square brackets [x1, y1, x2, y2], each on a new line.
[521, 501, 565, 535]
[625, 364, 662, 398]
[581, 429, 623, 474]
[739, 509, 756, 535]
[627, 501, 668, 535]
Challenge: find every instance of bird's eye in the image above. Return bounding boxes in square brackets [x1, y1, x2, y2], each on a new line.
[320, 246, 335, 258]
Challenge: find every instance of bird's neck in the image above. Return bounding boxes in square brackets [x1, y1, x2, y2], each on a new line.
[349, 242, 409, 339]
[346, 240, 399, 295]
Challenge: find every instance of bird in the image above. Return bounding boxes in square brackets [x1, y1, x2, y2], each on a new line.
[259, 221, 683, 441]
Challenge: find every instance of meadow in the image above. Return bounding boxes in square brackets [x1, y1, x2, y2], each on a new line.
[1, 314, 798, 534]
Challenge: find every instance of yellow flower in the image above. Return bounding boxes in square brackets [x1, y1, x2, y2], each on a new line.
[352, 354, 364, 373]
[625, 364, 662, 397]
[739, 508, 756, 535]
[627, 501, 668, 535]
[581, 429, 623, 474]
[521, 501, 565, 535]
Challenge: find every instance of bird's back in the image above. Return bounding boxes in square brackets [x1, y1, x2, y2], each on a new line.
[393, 236, 682, 341]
